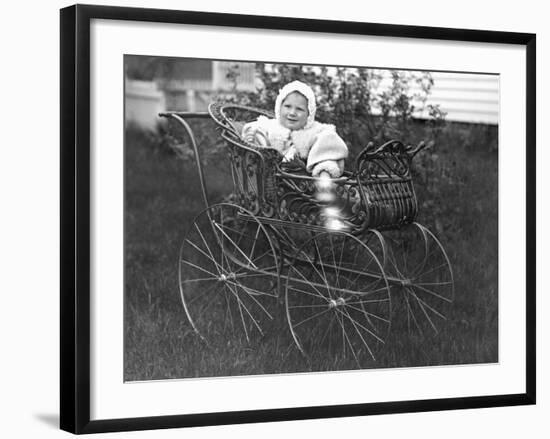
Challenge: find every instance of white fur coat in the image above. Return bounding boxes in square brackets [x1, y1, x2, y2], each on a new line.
[242, 115, 348, 177]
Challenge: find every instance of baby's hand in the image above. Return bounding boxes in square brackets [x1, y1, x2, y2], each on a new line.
[243, 127, 269, 147]
[282, 146, 297, 162]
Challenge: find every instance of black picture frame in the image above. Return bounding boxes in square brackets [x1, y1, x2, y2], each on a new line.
[60, 4, 536, 434]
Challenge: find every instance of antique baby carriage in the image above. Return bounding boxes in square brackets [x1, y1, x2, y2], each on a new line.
[160, 102, 454, 364]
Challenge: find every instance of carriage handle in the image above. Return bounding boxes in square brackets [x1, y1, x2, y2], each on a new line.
[355, 139, 431, 170]
[159, 111, 211, 210]
[274, 169, 348, 184]
[160, 110, 282, 210]
[408, 140, 432, 158]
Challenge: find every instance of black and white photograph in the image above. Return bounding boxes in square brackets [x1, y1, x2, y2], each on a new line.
[123, 56, 499, 380]
[2, 0, 545, 437]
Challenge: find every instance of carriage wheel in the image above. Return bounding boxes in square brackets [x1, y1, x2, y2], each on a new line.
[178, 203, 279, 343]
[361, 229, 388, 268]
[384, 222, 454, 337]
[285, 231, 391, 366]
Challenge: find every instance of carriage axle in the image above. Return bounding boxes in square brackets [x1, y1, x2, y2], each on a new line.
[218, 273, 236, 282]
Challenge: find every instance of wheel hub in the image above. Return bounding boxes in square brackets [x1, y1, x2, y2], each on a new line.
[328, 297, 346, 309]
[218, 273, 236, 282]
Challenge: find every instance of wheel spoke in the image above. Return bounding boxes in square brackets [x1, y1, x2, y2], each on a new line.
[250, 248, 274, 266]
[337, 308, 385, 344]
[320, 314, 337, 346]
[213, 221, 258, 269]
[411, 283, 453, 303]
[408, 289, 438, 333]
[289, 303, 329, 309]
[180, 258, 219, 278]
[404, 290, 422, 335]
[288, 265, 327, 299]
[229, 281, 274, 319]
[329, 235, 342, 290]
[184, 237, 224, 273]
[303, 257, 332, 298]
[287, 283, 329, 302]
[181, 276, 218, 284]
[334, 310, 360, 367]
[293, 308, 332, 329]
[387, 248, 407, 279]
[345, 304, 390, 324]
[411, 262, 450, 280]
[355, 283, 392, 297]
[228, 280, 275, 297]
[233, 284, 266, 335]
[407, 288, 447, 320]
[249, 224, 261, 262]
[407, 247, 438, 278]
[233, 249, 274, 275]
[342, 308, 376, 361]
[194, 286, 223, 320]
[224, 219, 248, 249]
[345, 298, 390, 305]
[226, 282, 253, 340]
[348, 253, 379, 287]
[234, 266, 278, 278]
[337, 236, 346, 286]
[186, 281, 219, 306]
[313, 238, 333, 298]
[238, 287, 273, 321]
[415, 281, 453, 287]
[193, 222, 220, 269]
[218, 208, 227, 270]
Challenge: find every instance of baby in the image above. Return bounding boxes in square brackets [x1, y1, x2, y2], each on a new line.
[241, 80, 348, 178]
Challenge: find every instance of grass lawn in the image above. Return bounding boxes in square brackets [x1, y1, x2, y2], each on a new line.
[124, 120, 498, 381]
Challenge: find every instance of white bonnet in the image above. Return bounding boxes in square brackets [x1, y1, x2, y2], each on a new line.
[274, 80, 316, 129]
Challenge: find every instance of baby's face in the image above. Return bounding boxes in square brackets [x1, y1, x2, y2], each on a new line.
[279, 92, 308, 130]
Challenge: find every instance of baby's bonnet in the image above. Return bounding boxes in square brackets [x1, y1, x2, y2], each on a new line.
[274, 80, 317, 129]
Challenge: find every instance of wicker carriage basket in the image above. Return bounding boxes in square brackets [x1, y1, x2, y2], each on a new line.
[208, 102, 423, 234]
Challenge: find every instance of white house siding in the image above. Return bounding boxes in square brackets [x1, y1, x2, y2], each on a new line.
[355, 70, 499, 125]
[390, 71, 499, 125]
[125, 79, 165, 130]
[424, 72, 499, 125]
